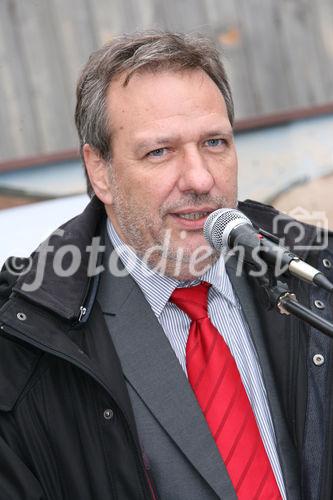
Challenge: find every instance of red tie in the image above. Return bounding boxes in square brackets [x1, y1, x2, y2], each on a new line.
[170, 282, 281, 499]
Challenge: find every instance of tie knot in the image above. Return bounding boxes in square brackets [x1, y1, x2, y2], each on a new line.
[170, 282, 211, 321]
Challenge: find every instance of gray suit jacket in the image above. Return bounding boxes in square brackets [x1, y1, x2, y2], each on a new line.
[97, 242, 300, 499]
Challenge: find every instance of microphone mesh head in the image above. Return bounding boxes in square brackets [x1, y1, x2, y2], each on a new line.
[204, 208, 252, 251]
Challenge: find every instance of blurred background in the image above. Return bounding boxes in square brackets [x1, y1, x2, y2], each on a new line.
[1, 0, 333, 262]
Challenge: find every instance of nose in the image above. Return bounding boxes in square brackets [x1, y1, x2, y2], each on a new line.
[178, 147, 214, 194]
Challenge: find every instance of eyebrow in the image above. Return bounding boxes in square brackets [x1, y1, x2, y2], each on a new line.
[134, 129, 234, 154]
[134, 137, 176, 154]
[201, 129, 234, 140]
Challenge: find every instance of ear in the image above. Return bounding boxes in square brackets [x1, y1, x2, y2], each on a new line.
[83, 144, 113, 205]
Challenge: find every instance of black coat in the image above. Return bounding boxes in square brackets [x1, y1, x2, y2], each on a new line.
[0, 197, 332, 499]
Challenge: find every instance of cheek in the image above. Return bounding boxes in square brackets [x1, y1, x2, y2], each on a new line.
[214, 156, 238, 188]
[120, 179, 167, 218]
[134, 171, 176, 203]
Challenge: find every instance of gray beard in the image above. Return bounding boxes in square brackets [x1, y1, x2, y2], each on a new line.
[108, 176, 235, 279]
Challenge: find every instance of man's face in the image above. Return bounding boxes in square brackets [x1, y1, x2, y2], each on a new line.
[104, 68, 238, 279]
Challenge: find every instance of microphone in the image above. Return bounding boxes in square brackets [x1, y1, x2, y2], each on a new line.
[204, 208, 333, 293]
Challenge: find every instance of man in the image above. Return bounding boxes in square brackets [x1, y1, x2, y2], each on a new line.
[0, 31, 332, 499]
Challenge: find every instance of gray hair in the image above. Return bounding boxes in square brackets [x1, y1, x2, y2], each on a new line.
[75, 31, 234, 196]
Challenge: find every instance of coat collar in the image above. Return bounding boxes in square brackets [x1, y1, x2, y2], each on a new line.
[238, 200, 319, 260]
[12, 196, 106, 322]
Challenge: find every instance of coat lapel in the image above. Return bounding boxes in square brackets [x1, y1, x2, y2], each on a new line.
[97, 249, 236, 499]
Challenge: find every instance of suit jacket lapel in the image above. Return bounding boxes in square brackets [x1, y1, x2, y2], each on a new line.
[226, 255, 300, 499]
[97, 247, 236, 499]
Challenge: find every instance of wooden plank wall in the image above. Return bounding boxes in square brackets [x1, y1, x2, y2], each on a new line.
[1, 0, 333, 161]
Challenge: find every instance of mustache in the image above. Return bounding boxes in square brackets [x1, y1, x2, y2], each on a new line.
[160, 194, 234, 216]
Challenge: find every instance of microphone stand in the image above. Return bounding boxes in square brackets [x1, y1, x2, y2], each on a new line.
[256, 273, 333, 339]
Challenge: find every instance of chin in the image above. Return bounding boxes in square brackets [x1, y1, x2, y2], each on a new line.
[163, 252, 219, 281]
[139, 234, 218, 279]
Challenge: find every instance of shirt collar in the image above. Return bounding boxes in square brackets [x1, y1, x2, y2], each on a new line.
[201, 254, 237, 307]
[107, 219, 237, 317]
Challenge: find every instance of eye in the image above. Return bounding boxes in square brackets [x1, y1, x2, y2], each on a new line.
[147, 147, 167, 158]
[205, 138, 226, 148]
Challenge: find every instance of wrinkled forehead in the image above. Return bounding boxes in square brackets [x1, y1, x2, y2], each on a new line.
[105, 68, 229, 140]
[107, 65, 213, 101]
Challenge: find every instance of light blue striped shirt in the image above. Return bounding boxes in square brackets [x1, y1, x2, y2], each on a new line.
[107, 219, 286, 499]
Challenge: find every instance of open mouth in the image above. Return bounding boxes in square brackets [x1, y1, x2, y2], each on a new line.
[169, 209, 215, 229]
[175, 211, 212, 221]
